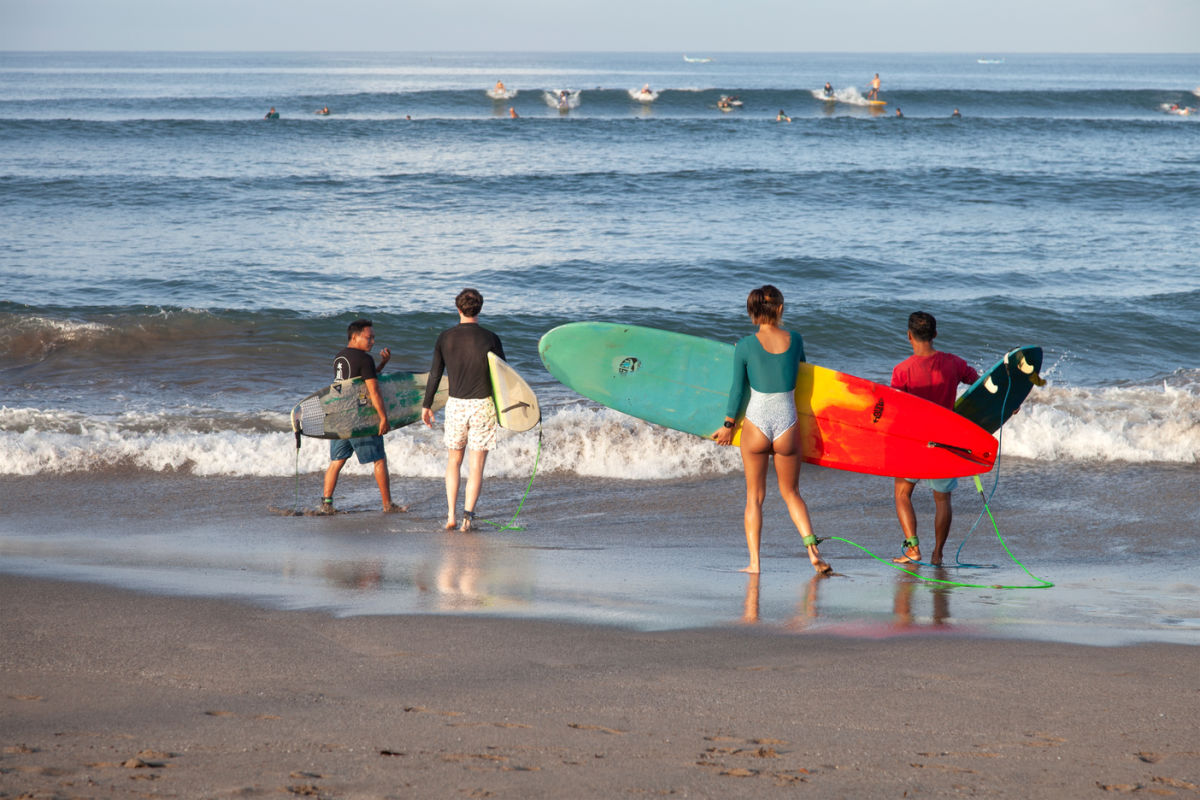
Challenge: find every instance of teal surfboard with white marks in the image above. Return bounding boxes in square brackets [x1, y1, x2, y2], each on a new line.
[954, 346, 1044, 433]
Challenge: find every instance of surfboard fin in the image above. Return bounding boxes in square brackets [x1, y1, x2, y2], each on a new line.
[1013, 350, 1047, 386]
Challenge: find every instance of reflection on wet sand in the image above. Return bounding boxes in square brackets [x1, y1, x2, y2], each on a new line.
[321, 559, 384, 590]
[738, 567, 953, 632]
[739, 572, 828, 628]
[418, 535, 534, 612]
[892, 569, 952, 629]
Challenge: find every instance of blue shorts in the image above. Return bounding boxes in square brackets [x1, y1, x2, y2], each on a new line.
[902, 477, 958, 494]
[330, 435, 386, 465]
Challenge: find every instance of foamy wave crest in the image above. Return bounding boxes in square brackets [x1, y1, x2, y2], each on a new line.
[6, 379, 1194, 477]
[534, 406, 740, 478]
[999, 377, 1199, 464]
[0, 405, 741, 478]
[809, 87, 871, 106]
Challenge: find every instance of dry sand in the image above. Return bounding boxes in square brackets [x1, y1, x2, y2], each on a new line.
[2, 575, 1198, 799]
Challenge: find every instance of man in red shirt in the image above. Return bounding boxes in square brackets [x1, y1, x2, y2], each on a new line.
[890, 312, 979, 565]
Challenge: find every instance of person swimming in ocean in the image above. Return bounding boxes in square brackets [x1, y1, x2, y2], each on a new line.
[509, 106, 519, 118]
[777, 109, 791, 122]
[315, 106, 330, 115]
[264, 107, 279, 120]
[712, 285, 831, 577]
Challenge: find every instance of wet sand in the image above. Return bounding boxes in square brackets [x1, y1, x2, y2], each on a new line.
[3, 575, 1199, 799]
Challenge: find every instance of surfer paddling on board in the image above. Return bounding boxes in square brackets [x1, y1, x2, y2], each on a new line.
[421, 288, 506, 532]
[712, 286, 832, 576]
[890, 312, 979, 565]
[320, 319, 407, 514]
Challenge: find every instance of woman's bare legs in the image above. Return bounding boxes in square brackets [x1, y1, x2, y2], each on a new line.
[772, 425, 832, 575]
[738, 420, 771, 573]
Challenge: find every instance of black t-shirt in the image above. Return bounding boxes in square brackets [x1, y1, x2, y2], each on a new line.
[333, 346, 378, 382]
[423, 322, 504, 406]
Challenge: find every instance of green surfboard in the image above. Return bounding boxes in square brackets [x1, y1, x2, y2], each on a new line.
[291, 371, 447, 440]
[954, 346, 1044, 433]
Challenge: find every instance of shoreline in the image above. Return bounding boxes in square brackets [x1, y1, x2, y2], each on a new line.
[2, 463, 1199, 648]
[3, 575, 1199, 798]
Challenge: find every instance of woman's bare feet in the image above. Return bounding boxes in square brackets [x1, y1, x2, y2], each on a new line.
[807, 545, 832, 575]
[460, 511, 475, 532]
[739, 563, 761, 574]
[444, 518, 457, 530]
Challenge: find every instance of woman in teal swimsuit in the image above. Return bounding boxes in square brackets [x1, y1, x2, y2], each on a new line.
[712, 286, 832, 576]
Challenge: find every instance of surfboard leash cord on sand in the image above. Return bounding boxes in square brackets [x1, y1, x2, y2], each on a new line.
[478, 423, 543, 532]
[826, 353, 1053, 589]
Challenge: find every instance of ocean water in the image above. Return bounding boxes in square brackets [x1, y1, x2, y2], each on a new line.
[1, 52, 1197, 643]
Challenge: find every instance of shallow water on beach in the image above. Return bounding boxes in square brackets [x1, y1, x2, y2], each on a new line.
[1, 461, 1196, 647]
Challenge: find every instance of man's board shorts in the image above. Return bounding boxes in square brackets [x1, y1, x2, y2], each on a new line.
[330, 434, 386, 464]
[901, 477, 958, 494]
[444, 396, 498, 451]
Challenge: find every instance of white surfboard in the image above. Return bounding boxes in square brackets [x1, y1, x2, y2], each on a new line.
[488, 353, 540, 432]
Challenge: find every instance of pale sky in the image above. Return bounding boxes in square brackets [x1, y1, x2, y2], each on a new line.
[2, 0, 1198, 52]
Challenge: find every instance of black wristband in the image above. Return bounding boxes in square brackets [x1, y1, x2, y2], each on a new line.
[722, 420, 735, 429]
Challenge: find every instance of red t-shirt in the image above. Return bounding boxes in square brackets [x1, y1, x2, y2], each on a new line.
[890, 351, 979, 409]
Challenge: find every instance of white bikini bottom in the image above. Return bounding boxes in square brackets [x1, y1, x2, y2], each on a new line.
[745, 388, 796, 441]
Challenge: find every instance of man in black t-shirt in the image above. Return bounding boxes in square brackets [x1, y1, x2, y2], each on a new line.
[421, 288, 504, 531]
[320, 319, 406, 513]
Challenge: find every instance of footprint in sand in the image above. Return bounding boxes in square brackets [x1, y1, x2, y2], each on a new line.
[404, 706, 464, 717]
[568, 723, 626, 735]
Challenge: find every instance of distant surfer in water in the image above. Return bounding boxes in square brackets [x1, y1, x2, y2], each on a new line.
[890, 312, 979, 565]
[264, 107, 279, 120]
[315, 106, 330, 115]
[867, 73, 881, 100]
[321, 319, 407, 514]
[422, 288, 506, 532]
[495, 80, 506, 94]
[712, 286, 832, 576]
[509, 106, 519, 118]
[776, 109, 791, 122]
[823, 81, 834, 99]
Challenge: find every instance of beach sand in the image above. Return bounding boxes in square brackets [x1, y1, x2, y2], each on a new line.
[3, 575, 1199, 799]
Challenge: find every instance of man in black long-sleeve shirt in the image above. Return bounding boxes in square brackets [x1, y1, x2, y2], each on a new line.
[421, 288, 504, 531]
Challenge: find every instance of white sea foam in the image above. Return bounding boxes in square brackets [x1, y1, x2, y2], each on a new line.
[998, 380, 1199, 464]
[1, 380, 1196, 477]
[809, 87, 872, 106]
[543, 89, 581, 110]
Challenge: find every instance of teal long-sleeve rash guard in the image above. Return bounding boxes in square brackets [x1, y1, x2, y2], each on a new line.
[724, 331, 806, 420]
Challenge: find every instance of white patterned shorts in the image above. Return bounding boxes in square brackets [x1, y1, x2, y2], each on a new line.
[443, 396, 498, 451]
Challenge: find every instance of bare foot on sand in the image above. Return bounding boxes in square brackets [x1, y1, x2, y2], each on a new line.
[893, 545, 920, 564]
[739, 564, 761, 574]
[806, 545, 833, 575]
[444, 518, 457, 530]
[383, 503, 409, 513]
